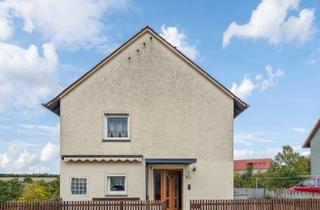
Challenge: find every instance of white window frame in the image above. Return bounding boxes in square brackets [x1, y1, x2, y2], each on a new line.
[106, 174, 128, 195]
[104, 114, 130, 140]
[70, 177, 88, 196]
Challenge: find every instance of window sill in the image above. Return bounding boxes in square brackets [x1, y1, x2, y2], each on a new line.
[103, 139, 131, 142]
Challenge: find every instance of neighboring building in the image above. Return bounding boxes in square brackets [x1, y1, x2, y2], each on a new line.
[43, 26, 248, 209]
[303, 119, 320, 176]
[234, 159, 272, 174]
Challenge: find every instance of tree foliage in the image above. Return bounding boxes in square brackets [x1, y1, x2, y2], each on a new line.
[0, 179, 23, 203]
[19, 178, 60, 201]
[0, 177, 59, 203]
[234, 145, 311, 189]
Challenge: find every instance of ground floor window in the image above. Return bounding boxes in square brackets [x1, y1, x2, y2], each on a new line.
[71, 177, 87, 195]
[107, 175, 127, 195]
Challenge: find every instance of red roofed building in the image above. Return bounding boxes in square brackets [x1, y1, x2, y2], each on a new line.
[234, 159, 272, 174]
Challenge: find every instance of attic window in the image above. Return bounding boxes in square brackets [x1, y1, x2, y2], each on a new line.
[105, 114, 129, 140]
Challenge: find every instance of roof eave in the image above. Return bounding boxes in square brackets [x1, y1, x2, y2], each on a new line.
[42, 98, 60, 116]
[302, 119, 320, 149]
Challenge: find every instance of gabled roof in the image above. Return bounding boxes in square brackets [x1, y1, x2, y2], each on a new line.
[303, 119, 320, 148]
[234, 159, 272, 171]
[43, 26, 248, 118]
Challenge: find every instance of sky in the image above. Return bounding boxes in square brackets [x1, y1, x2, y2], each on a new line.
[0, 0, 319, 174]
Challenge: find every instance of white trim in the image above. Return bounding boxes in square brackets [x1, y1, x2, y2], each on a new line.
[69, 176, 89, 197]
[104, 114, 130, 140]
[105, 173, 128, 196]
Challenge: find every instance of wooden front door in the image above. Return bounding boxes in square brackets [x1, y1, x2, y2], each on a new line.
[154, 170, 182, 210]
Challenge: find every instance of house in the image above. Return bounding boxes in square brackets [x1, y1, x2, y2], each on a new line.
[303, 119, 320, 176]
[234, 159, 272, 174]
[43, 26, 248, 209]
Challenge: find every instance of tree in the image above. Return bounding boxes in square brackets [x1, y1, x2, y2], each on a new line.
[23, 177, 33, 183]
[19, 178, 60, 201]
[234, 145, 311, 189]
[0, 179, 23, 203]
[263, 145, 310, 188]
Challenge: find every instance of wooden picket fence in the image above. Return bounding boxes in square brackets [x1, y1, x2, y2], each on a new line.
[2, 199, 320, 210]
[0, 200, 166, 210]
[190, 199, 320, 210]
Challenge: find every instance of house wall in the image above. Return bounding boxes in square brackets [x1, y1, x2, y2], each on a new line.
[59, 31, 234, 204]
[60, 161, 145, 200]
[311, 129, 320, 176]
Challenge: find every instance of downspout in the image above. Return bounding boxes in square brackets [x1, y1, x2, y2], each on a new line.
[145, 163, 149, 200]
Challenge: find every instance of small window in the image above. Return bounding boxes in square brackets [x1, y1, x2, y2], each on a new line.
[105, 115, 129, 139]
[107, 175, 127, 195]
[71, 177, 87, 195]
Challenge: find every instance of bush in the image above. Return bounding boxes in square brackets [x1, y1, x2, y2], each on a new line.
[0, 179, 23, 203]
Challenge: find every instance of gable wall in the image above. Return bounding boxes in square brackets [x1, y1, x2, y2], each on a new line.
[60, 31, 233, 159]
[59, 31, 234, 200]
[311, 129, 320, 176]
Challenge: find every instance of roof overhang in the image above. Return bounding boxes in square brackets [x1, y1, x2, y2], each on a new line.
[43, 26, 249, 118]
[145, 158, 197, 165]
[62, 155, 143, 162]
[303, 119, 320, 148]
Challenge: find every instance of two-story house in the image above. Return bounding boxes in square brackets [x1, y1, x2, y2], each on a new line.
[44, 26, 248, 210]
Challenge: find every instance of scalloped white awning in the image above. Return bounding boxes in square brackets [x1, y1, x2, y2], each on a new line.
[62, 155, 143, 162]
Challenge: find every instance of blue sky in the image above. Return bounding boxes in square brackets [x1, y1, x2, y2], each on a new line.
[0, 0, 319, 173]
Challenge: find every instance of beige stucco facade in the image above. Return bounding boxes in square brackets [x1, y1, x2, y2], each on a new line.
[50, 28, 246, 209]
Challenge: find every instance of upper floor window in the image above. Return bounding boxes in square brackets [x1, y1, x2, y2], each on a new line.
[105, 114, 129, 140]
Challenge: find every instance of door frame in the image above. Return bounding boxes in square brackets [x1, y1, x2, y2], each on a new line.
[150, 166, 185, 210]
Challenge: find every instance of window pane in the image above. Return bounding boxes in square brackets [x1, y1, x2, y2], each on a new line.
[107, 116, 128, 138]
[109, 176, 125, 191]
[71, 178, 87, 195]
[154, 170, 161, 200]
[303, 179, 315, 187]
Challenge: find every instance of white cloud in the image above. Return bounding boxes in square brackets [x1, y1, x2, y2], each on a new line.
[292, 128, 306, 134]
[261, 65, 284, 91]
[18, 124, 57, 133]
[223, 0, 315, 47]
[0, 141, 59, 173]
[306, 48, 320, 65]
[231, 65, 284, 100]
[234, 149, 255, 159]
[234, 147, 280, 160]
[263, 147, 282, 158]
[0, 42, 59, 112]
[234, 145, 310, 160]
[0, 143, 38, 172]
[235, 132, 274, 146]
[0, 0, 131, 49]
[160, 25, 199, 60]
[40, 142, 59, 162]
[0, 10, 13, 40]
[231, 76, 255, 101]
